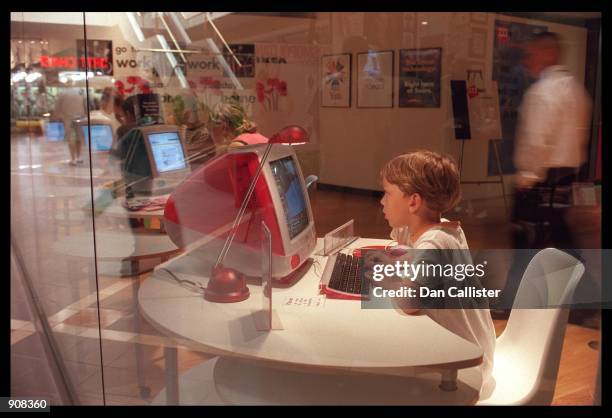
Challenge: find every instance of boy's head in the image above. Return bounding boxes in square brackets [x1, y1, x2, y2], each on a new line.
[380, 150, 461, 228]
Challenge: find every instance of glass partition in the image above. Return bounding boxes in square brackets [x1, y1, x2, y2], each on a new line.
[11, 11, 601, 406]
[10, 12, 105, 405]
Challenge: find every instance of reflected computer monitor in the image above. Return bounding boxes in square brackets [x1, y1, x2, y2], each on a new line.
[163, 144, 317, 280]
[46, 120, 65, 141]
[128, 124, 191, 196]
[83, 124, 114, 152]
[75, 117, 115, 153]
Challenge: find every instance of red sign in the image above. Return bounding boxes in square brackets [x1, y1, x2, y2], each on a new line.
[496, 27, 509, 44]
[40, 55, 108, 70]
[467, 85, 479, 99]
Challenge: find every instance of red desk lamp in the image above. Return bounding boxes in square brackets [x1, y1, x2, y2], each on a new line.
[204, 126, 310, 303]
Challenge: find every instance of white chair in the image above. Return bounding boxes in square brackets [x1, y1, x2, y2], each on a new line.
[476, 248, 585, 405]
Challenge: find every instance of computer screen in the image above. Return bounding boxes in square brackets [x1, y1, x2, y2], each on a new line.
[269, 156, 310, 239]
[82, 124, 113, 152]
[46, 121, 65, 141]
[148, 131, 188, 173]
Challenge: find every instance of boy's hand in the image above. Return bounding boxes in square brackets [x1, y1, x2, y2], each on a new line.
[361, 250, 399, 283]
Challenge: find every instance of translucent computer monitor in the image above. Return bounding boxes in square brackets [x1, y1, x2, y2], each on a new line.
[45, 120, 65, 141]
[164, 144, 317, 280]
[75, 117, 115, 153]
[129, 124, 191, 196]
[82, 124, 114, 152]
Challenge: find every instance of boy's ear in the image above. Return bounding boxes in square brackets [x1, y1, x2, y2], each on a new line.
[407, 192, 423, 213]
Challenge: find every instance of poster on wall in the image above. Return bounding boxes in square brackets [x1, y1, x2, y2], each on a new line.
[398, 48, 441, 108]
[321, 53, 351, 108]
[492, 20, 547, 174]
[254, 43, 321, 142]
[76, 39, 113, 75]
[356, 50, 393, 108]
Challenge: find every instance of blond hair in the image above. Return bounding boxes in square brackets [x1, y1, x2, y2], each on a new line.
[210, 102, 257, 135]
[381, 150, 461, 213]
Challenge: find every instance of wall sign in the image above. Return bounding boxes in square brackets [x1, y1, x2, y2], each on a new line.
[398, 48, 441, 108]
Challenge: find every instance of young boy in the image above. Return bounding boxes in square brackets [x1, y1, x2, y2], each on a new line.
[376, 150, 496, 396]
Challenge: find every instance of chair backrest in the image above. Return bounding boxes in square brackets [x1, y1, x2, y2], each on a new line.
[496, 248, 585, 404]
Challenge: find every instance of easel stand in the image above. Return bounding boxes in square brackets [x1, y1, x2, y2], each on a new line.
[457, 139, 509, 218]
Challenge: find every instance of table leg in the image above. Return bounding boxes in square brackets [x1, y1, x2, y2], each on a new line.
[164, 346, 179, 404]
[131, 259, 139, 276]
[131, 276, 150, 399]
[439, 369, 458, 392]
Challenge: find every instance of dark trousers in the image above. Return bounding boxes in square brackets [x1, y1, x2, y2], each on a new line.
[499, 167, 579, 307]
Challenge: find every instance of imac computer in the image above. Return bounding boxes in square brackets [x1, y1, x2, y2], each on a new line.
[75, 117, 114, 153]
[163, 144, 317, 281]
[125, 124, 191, 196]
[45, 120, 65, 142]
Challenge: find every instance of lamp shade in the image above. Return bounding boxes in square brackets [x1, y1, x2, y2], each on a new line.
[268, 125, 310, 145]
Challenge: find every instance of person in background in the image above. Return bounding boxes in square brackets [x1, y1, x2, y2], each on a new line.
[497, 32, 593, 310]
[89, 87, 123, 142]
[168, 90, 216, 166]
[207, 102, 268, 156]
[115, 96, 139, 140]
[52, 81, 87, 165]
[98, 87, 123, 133]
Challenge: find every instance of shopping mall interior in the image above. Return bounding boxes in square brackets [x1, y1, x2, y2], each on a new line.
[10, 12, 601, 406]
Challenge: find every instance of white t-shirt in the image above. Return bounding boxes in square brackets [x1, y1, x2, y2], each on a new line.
[513, 65, 592, 182]
[391, 220, 496, 395]
[52, 87, 87, 139]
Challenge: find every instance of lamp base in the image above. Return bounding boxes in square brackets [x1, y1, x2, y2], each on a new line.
[205, 266, 250, 303]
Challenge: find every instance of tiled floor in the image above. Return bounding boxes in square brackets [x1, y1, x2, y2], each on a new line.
[11, 132, 601, 405]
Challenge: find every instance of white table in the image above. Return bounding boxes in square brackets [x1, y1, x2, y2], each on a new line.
[139, 237, 484, 405]
[52, 231, 180, 277]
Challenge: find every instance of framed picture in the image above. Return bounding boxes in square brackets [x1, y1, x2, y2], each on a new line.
[321, 53, 351, 107]
[356, 50, 394, 108]
[398, 48, 442, 108]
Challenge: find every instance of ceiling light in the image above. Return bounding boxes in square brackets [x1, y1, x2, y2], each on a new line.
[11, 71, 27, 83]
[25, 72, 42, 83]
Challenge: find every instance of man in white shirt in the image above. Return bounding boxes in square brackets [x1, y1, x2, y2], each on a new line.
[499, 32, 592, 309]
[53, 84, 88, 165]
[514, 32, 592, 190]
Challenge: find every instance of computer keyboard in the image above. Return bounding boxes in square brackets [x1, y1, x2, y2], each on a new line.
[319, 252, 369, 300]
